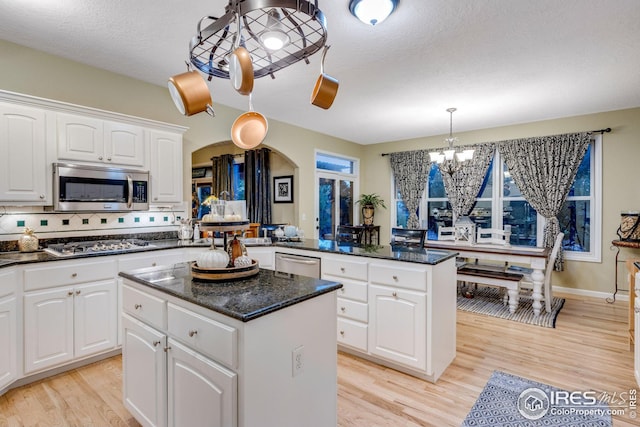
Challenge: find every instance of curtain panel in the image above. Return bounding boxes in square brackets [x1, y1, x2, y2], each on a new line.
[211, 154, 235, 199]
[438, 143, 496, 221]
[498, 132, 591, 270]
[245, 148, 272, 224]
[389, 150, 430, 229]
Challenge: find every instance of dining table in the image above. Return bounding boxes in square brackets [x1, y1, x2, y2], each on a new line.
[424, 240, 552, 315]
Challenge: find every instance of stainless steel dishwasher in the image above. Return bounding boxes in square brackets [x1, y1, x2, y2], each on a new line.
[275, 252, 321, 278]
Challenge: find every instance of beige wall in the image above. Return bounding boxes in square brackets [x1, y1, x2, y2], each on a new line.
[3, 39, 640, 294]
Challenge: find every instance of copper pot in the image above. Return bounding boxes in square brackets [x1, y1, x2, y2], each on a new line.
[311, 45, 339, 109]
[168, 71, 214, 116]
[228, 15, 254, 96]
[231, 94, 268, 149]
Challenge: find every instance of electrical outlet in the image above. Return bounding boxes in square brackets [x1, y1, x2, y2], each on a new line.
[292, 345, 304, 377]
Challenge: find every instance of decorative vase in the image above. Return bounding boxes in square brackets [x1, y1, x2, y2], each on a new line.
[362, 205, 375, 225]
[196, 248, 229, 269]
[18, 227, 39, 252]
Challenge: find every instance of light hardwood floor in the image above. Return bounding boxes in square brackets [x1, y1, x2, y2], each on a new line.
[0, 293, 637, 426]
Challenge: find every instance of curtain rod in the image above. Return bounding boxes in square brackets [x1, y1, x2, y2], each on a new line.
[380, 127, 612, 157]
[210, 153, 244, 160]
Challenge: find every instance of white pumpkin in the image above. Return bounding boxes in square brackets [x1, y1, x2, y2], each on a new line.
[197, 248, 229, 268]
[233, 255, 253, 268]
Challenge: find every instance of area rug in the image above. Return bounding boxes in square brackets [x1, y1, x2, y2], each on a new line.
[462, 371, 613, 426]
[456, 286, 565, 328]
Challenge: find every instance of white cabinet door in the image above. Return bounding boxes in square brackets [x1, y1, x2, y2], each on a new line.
[368, 284, 427, 371]
[246, 247, 275, 270]
[167, 338, 237, 427]
[122, 314, 167, 427]
[24, 286, 75, 374]
[0, 102, 48, 203]
[57, 112, 105, 163]
[74, 280, 117, 358]
[104, 121, 146, 167]
[149, 130, 183, 203]
[0, 294, 17, 390]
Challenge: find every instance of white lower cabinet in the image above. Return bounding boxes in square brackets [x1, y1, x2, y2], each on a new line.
[321, 252, 456, 382]
[123, 287, 237, 427]
[24, 279, 117, 374]
[246, 247, 275, 270]
[167, 338, 237, 427]
[368, 284, 426, 370]
[23, 258, 117, 374]
[0, 269, 17, 391]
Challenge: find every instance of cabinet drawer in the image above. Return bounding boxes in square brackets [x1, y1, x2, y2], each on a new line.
[168, 303, 237, 369]
[335, 278, 367, 303]
[369, 262, 427, 291]
[118, 250, 182, 273]
[323, 257, 368, 281]
[337, 297, 368, 323]
[337, 318, 367, 352]
[24, 259, 116, 291]
[122, 284, 167, 330]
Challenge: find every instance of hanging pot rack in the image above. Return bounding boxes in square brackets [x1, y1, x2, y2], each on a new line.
[189, 0, 328, 81]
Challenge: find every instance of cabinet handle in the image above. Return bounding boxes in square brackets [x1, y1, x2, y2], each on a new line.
[188, 330, 198, 337]
[340, 267, 345, 273]
[98, 156, 103, 160]
[164, 346, 171, 352]
[339, 330, 345, 336]
[392, 275, 398, 281]
[134, 304, 142, 310]
[340, 287, 345, 293]
[153, 340, 161, 347]
[392, 291, 397, 297]
[75, 290, 81, 295]
[636, 308, 640, 314]
[67, 291, 74, 296]
[39, 194, 45, 199]
[340, 306, 346, 312]
[152, 262, 157, 267]
[107, 157, 112, 161]
[71, 273, 77, 278]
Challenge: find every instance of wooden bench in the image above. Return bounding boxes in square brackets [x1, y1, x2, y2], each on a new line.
[457, 265, 524, 313]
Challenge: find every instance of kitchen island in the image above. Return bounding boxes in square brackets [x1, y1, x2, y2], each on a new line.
[119, 264, 342, 427]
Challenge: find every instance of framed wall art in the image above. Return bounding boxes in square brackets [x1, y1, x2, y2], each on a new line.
[273, 175, 294, 203]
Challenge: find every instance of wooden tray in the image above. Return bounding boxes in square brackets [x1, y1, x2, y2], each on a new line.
[191, 260, 259, 282]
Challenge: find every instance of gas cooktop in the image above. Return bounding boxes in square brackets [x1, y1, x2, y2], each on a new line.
[45, 239, 155, 257]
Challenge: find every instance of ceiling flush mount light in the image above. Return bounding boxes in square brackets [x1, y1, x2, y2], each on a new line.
[429, 108, 474, 175]
[259, 9, 291, 51]
[349, 0, 399, 26]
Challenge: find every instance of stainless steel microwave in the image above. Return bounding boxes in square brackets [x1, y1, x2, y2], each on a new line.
[53, 163, 149, 212]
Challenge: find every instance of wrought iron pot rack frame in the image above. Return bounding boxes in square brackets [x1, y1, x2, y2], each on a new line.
[189, 0, 327, 80]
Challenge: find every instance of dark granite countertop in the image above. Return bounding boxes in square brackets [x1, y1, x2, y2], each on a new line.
[272, 239, 458, 265]
[0, 237, 457, 268]
[119, 262, 342, 322]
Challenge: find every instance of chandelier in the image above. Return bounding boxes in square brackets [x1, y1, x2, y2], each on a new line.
[429, 108, 474, 175]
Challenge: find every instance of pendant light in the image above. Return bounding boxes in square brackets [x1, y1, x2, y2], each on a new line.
[349, 0, 399, 26]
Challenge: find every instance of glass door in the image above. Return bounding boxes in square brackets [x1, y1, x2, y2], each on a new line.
[316, 172, 355, 239]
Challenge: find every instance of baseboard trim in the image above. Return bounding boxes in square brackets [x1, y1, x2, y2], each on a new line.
[552, 285, 629, 302]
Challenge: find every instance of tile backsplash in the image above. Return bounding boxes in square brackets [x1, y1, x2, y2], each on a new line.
[0, 204, 187, 243]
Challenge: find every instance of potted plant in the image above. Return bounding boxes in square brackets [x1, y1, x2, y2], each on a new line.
[356, 193, 386, 226]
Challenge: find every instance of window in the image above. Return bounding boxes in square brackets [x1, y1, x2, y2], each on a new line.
[392, 136, 601, 261]
[316, 151, 359, 239]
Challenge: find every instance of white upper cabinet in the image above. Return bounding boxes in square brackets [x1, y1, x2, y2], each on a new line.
[149, 130, 183, 203]
[57, 113, 146, 168]
[0, 102, 50, 204]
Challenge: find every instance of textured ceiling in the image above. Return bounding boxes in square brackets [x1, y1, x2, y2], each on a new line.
[1, 0, 638, 144]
